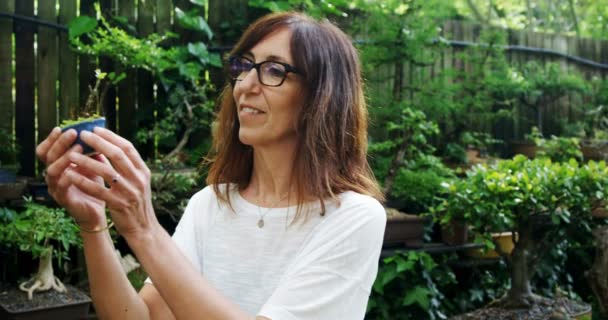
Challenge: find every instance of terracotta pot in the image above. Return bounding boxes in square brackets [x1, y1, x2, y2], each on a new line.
[441, 221, 468, 246]
[581, 139, 608, 161]
[510, 140, 538, 158]
[384, 208, 427, 247]
[0, 180, 27, 202]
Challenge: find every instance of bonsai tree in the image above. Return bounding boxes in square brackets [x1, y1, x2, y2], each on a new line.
[0, 198, 82, 300]
[435, 155, 608, 309]
[68, 2, 219, 161]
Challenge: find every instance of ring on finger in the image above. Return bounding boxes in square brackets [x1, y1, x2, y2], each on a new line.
[112, 173, 121, 184]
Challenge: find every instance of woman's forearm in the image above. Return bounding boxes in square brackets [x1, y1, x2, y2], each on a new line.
[126, 225, 251, 320]
[82, 230, 150, 320]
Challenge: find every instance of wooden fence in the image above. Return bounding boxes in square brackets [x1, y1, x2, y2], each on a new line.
[1, 1, 607, 177]
[0, 0, 247, 176]
[365, 20, 608, 148]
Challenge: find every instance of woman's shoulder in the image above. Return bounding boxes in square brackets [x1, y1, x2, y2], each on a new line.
[329, 191, 386, 223]
[188, 183, 234, 206]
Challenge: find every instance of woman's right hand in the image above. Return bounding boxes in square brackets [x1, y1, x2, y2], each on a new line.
[36, 127, 107, 230]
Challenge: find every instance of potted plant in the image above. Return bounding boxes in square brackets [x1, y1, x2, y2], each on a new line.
[60, 69, 124, 154]
[0, 198, 90, 319]
[435, 155, 608, 316]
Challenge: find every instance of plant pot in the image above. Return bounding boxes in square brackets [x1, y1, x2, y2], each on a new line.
[0, 179, 27, 202]
[441, 221, 468, 245]
[465, 232, 517, 259]
[0, 284, 91, 320]
[510, 140, 538, 158]
[0, 167, 17, 183]
[61, 117, 106, 155]
[27, 181, 52, 203]
[581, 139, 608, 161]
[384, 208, 428, 247]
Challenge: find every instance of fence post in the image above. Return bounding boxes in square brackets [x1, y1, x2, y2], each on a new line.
[14, 0, 36, 176]
[58, 0, 78, 123]
[37, 0, 59, 156]
[0, 1, 14, 142]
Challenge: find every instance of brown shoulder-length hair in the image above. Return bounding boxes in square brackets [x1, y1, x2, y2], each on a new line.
[205, 11, 384, 219]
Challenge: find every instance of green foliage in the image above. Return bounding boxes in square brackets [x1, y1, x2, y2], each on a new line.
[452, 0, 608, 40]
[391, 169, 451, 214]
[369, 105, 440, 182]
[150, 161, 202, 222]
[528, 128, 583, 162]
[367, 251, 456, 320]
[517, 62, 588, 134]
[0, 198, 82, 265]
[437, 156, 608, 234]
[68, 2, 219, 160]
[248, 0, 351, 18]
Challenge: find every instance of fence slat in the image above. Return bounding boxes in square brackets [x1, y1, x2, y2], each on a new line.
[79, 0, 97, 110]
[137, 0, 156, 158]
[37, 0, 58, 147]
[59, 0, 78, 121]
[116, 0, 137, 142]
[14, 0, 35, 176]
[99, 0, 117, 132]
[0, 0, 15, 139]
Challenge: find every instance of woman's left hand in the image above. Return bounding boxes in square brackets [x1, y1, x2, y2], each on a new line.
[66, 127, 158, 241]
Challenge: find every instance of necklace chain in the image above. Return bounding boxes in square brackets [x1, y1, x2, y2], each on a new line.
[256, 193, 289, 228]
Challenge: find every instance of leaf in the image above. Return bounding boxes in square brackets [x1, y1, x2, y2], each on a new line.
[175, 8, 213, 40]
[402, 286, 431, 309]
[208, 53, 223, 68]
[187, 42, 209, 64]
[189, 0, 206, 6]
[68, 16, 98, 39]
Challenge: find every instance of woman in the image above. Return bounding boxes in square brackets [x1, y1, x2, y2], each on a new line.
[36, 12, 386, 320]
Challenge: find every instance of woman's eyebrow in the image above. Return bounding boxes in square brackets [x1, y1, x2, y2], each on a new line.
[245, 51, 291, 64]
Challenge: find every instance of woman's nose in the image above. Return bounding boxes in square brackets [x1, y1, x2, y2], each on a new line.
[237, 67, 262, 92]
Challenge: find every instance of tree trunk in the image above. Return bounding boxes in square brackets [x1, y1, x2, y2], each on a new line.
[496, 223, 541, 308]
[19, 247, 66, 300]
[586, 225, 608, 319]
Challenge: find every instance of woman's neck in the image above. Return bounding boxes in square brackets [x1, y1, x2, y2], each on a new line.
[244, 143, 297, 206]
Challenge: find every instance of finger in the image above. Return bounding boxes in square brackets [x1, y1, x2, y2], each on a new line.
[93, 127, 148, 171]
[36, 127, 62, 163]
[79, 130, 140, 180]
[68, 151, 136, 191]
[46, 129, 78, 164]
[65, 169, 134, 210]
[46, 144, 83, 183]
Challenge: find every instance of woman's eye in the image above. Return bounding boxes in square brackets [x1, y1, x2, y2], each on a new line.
[265, 64, 286, 77]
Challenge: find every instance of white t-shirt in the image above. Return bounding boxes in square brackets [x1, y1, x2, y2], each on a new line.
[157, 185, 386, 320]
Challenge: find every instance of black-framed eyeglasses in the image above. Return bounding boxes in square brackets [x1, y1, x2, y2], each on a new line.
[227, 56, 300, 87]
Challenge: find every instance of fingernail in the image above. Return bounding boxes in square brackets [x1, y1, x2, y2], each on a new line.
[80, 131, 91, 138]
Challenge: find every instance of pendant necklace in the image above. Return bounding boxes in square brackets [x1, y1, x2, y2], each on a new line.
[257, 193, 289, 228]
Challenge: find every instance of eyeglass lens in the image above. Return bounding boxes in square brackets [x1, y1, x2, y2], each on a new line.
[229, 57, 288, 86]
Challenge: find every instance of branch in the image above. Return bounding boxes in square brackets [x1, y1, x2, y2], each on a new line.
[568, 0, 580, 36]
[164, 97, 195, 160]
[466, 0, 486, 24]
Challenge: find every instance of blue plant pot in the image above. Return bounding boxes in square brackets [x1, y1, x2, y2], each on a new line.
[61, 117, 106, 155]
[0, 168, 16, 183]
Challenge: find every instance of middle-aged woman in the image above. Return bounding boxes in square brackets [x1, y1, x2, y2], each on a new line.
[36, 11, 386, 320]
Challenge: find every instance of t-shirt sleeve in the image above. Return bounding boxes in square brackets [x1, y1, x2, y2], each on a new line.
[170, 192, 203, 273]
[257, 197, 386, 320]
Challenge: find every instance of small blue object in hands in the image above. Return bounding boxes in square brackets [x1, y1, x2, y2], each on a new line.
[61, 117, 106, 155]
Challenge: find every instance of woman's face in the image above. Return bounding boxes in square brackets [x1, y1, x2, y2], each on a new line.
[233, 28, 305, 148]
